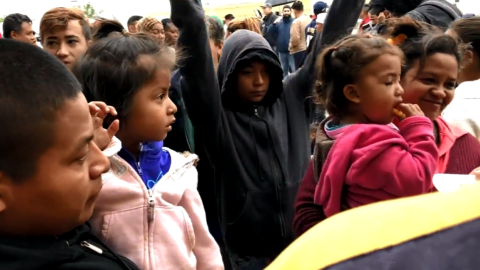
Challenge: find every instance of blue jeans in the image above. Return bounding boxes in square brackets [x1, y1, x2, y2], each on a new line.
[229, 253, 271, 270]
[278, 52, 295, 78]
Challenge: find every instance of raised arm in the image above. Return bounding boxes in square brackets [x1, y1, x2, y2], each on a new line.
[170, 0, 221, 161]
[285, 0, 364, 101]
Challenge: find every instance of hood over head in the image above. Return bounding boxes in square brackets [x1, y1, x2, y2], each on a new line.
[370, 0, 423, 16]
[218, 30, 283, 107]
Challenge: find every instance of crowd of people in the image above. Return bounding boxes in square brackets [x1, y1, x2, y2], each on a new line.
[1, 0, 480, 269]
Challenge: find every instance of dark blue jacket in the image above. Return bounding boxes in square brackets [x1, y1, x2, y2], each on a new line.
[267, 17, 294, 53]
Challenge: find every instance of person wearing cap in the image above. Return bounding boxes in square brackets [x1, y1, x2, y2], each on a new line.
[305, 1, 328, 48]
[261, 3, 279, 49]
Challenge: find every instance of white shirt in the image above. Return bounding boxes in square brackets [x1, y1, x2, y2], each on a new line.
[443, 78, 480, 141]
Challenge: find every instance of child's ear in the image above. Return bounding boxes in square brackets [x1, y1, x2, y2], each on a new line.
[343, 84, 361, 104]
[461, 49, 474, 70]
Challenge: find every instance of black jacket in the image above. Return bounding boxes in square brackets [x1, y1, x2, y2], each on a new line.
[164, 69, 194, 153]
[164, 69, 221, 242]
[0, 224, 139, 270]
[263, 12, 278, 48]
[406, 0, 462, 30]
[370, 0, 461, 30]
[170, 0, 363, 257]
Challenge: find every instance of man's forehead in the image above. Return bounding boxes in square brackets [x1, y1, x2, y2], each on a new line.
[45, 20, 83, 38]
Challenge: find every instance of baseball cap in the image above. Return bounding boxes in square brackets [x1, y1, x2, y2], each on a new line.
[313, 1, 328, 15]
[261, 3, 273, 8]
[316, 13, 327, 24]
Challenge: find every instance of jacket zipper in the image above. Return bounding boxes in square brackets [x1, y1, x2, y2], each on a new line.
[148, 189, 155, 222]
[253, 106, 286, 239]
[80, 241, 103, 254]
[81, 240, 140, 270]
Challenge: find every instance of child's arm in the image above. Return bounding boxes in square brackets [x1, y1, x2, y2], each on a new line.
[170, 0, 221, 163]
[178, 176, 224, 270]
[346, 117, 438, 196]
[293, 160, 326, 237]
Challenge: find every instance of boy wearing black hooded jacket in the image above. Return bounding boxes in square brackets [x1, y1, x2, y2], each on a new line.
[170, 0, 364, 268]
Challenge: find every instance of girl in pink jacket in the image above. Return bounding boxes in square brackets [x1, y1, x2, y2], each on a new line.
[310, 34, 439, 218]
[72, 20, 223, 270]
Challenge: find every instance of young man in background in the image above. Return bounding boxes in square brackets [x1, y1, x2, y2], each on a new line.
[40, 7, 91, 70]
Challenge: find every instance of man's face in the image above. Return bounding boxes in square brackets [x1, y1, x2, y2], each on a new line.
[262, 7, 272, 16]
[0, 93, 110, 237]
[283, 8, 292, 18]
[43, 20, 90, 70]
[128, 21, 139, 33]
[11, 22, 37, 45]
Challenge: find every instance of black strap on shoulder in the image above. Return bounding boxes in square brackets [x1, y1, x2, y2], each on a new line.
[313, 119, 335, 182]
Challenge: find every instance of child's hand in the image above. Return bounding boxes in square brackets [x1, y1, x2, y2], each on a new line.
[89, 102, 119, 151]
[396, 103, 425, 118]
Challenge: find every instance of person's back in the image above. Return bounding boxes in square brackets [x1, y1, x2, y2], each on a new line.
[0, 38, 139, 270]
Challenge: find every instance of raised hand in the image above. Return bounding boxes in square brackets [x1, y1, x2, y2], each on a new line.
[89, 102, 120, 151]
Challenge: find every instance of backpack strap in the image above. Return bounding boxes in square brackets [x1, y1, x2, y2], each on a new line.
[313, 119, 335, 182]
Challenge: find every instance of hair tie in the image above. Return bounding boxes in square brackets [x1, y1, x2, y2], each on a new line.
[388, 34, 407, 46]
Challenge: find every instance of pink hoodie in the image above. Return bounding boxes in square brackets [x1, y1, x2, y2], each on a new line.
[90, 138, 224, 270]
[313, 116, 439, 217]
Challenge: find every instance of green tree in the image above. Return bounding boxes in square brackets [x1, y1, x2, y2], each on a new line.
[75, 2, 103, 19]
[0, 15, 5, 23]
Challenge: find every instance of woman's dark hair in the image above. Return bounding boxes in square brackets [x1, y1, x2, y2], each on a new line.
[449, 17, 480, 63]
[72, 19, 174, 128]
[314, 34, 403, 116]
[383, 17, 463, 75]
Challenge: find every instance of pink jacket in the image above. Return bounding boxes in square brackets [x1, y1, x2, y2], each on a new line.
[314, 116, 439, 217]
[90, 139, 224, 270]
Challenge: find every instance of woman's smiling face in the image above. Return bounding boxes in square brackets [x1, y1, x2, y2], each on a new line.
[400, 53, 458, 121]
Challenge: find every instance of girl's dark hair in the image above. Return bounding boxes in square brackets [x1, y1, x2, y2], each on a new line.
[314, 34, 403, 116]
[449, 17, 480, 62]
[383, 17, 463, 75]
[72, 19, 174, 127]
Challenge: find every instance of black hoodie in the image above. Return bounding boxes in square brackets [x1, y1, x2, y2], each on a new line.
[0, 224, 139, 270]
[170, 0, 363, 257]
